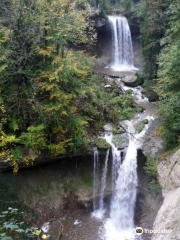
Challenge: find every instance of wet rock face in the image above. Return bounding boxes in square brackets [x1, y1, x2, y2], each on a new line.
[135, 150, 163, 240]
[3, 154, 114, 224]
[6, 156, 95, 224]
[151, 149, 180, 240]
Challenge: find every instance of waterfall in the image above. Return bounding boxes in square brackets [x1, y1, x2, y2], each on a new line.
[103, 132, 121, 192]
[104, 121, 138, 240]
[99, 150, 110, 213]
[93, 148, 99, 211]
[92, 85, 155, 240]
[92, 129, 121, 219]
[110, 122, 137, 230]
[107, 16, 137, 71]
[92, 149, 110, 219]
[102, 116, 154, 240]
[110, 141, 137, 230]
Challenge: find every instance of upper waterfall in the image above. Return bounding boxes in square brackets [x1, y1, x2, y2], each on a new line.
[107, 16, 137, 72]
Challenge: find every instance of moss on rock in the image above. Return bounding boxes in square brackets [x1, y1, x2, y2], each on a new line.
[136, 106, 144, 113]
[142, 119, 149, 124]
[135, 123, 144, 133]
[95, 138, 111, 149]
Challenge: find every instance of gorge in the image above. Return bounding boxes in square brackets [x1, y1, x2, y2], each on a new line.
[0, 3, 178, 240]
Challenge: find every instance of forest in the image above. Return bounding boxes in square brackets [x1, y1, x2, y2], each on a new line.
[0, 0, 136, 172]
[132, 0, 180, 149]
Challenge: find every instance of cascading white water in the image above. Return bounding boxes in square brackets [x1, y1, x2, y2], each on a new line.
[91, 85, 155, 240]
[93, 148, 99, 211]
[110, 139, 137, 231]
[99, 150, 110, 213]
[107, 16, 137, 71]
[104, 121, 138, 240]
[103, 115, 154, 240]
[92, 149, 110, 219]
[92, 127, 122, 219]
[103, 130, 121, 192]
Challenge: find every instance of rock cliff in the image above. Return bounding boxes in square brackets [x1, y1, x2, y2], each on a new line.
[152, 149, 180, 240]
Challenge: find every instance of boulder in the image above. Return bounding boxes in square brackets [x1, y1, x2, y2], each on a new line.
[112, 133, 129, 150]
[145, 89, 159, 102]
[122, 75, 143, 87]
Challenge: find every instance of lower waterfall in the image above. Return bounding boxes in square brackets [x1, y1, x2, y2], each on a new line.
[104, 121, 139, 240]
[93, 149, 99, 211]
[99, 150, 110, 214]
[92, 85, 155, 240]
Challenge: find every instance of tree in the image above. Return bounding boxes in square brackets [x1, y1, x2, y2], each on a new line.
[0, 0, 135, 172]
[140, 0, 169, 79]
[155, 0, 180, 147]
[0, 0, 97, 171]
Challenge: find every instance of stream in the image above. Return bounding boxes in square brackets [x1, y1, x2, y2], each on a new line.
[55, 15, 156, 240]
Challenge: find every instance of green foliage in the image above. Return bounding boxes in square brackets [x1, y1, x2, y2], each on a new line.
[88, 0, 139, 16]
[157, 93, 180, 148]
[0, 0, 97, 171]
[125, 89, 133, 95]
[135, 72, 143, 81]
[143, 154, 161, 191]
[138, 0, 179, 141]
[0, 0, 136, 172]
[139, 0, 169, 79]
[155, 1, 180, 148]
[0, 207, 37, 240]
[148, 180, 162, 191]
[136, 106, 144, 113]
[0, 174, 37, 239]
[144, 154, 157, 177]
[143, 79, 159, 101]
[17, 125, 48, 153]
[112, 128, 119, 135]
[135, 124, 144, 133]
[107, 94, 134, 120]
[120, 107, 134, 120]
[142, 119, 148, 125]
[95, 138, 111, 149]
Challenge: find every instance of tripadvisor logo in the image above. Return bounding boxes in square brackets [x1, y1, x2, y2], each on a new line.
[135, 227, 143, 236]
